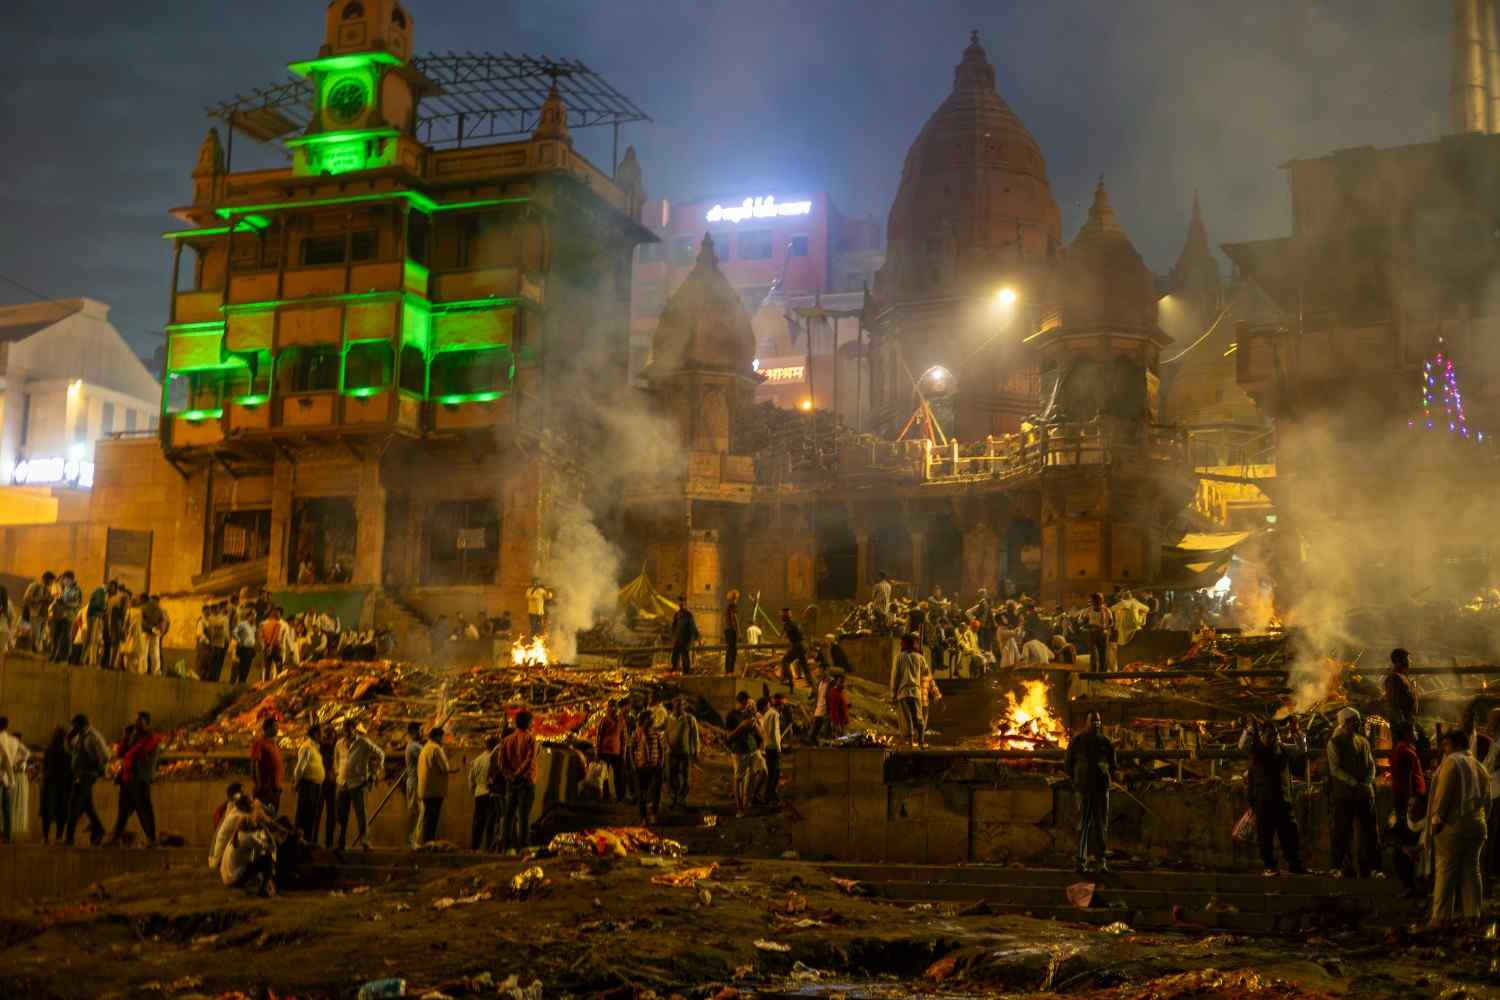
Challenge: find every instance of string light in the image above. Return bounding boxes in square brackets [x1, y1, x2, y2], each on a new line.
[1409, 343, 1484, 442]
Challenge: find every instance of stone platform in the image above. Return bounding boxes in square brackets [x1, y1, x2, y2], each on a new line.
[826, 862, 1416, 933]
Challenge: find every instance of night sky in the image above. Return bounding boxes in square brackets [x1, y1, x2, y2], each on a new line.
[1, 1, 1448, 357]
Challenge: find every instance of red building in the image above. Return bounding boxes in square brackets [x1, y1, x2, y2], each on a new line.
[629, 191, 882, 392]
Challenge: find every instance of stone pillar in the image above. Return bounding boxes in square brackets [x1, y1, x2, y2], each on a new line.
[961, 522, 1000, 597]
[910, 530, 926, 599]
[854, 530, 871, 599]
[353, 459, 386, 587]
[266, 459, 294, 588]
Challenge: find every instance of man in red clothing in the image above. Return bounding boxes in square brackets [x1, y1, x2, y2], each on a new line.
[250, 717, 284, 814]
[104, 712, 162, 847]
[498, 710, 537, 855]
[1389, 719, 1427, 896]
[595, 702, 625, 803]
[630, 710, 666, 825]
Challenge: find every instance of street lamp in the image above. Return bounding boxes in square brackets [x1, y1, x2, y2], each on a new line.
[995, 287, 1018, 307]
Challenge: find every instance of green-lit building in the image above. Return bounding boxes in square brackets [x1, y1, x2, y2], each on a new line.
[146, 0, 652, 614]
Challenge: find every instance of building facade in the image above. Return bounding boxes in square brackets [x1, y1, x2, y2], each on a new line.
[89, 0, 650, 619]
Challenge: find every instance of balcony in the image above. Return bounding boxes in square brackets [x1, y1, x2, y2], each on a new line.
[431, 267, 543, 307]
[167, 411, 225, 448]
[225, 260, 406, 307]
[279, 391, 337, 429]
[174, 290, 225, 324]
[430, 394, 511, 431]
[226, 398, 273, 434]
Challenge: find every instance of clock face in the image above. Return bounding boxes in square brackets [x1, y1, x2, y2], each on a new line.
[326, 79, 368, 125]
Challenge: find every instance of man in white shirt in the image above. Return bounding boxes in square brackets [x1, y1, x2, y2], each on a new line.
[1083, 593, 1114, 672]
[470, 734, 500, 851]
[0, 717, 28, 844]
[334, 719, 385, 852]
[872, 572, 892, 628]
[757, 696, 784, 805]
[292, 723, 326, 843]
[745, 621, 763, 647]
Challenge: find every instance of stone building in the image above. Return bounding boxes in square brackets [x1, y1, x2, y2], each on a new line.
[87, 0, 652, 623]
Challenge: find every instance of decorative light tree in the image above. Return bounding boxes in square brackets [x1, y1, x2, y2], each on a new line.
[1410, 342, 1485, 443]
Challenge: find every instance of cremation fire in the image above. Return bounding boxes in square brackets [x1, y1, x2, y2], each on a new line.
[512, 635, 550, 668]
[990, 680, 1068, 750]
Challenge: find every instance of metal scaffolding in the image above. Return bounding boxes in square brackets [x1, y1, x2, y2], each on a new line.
[205, 51, 651, 150]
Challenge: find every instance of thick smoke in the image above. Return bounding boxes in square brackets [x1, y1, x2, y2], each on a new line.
[535, 393, 684, 663]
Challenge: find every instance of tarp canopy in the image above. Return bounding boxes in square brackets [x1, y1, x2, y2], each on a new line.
[1157, 531, 1256, 591]
[618, 571, 677, 622]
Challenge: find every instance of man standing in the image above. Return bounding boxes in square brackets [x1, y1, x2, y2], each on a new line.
[596, 702, 625, 802]
[722, 590, 740, 676]
[64, 714, 108, 846]
[1240, 718, 1307, 876]
[416, 727, 455, 845]
[670, 601, 699, 675]
[498, 710, 538, 854]
[231, 611, 256, 685]
[1384, 648, 1419, 732]
[757, 695, 783, 805]
[250, 718, 284, 814]
[0, 718, 28, 843]
[205, 603, 230, 681]
[724, 691, 760, 818]
[318, 724, 338, 848]
[889, 634, 926, 748]
[292, 723, 325, 843]
[401, 721, 424, 850]
[1083, 593, 1113, 672]
[100, 581, 122, 669]
[630, 710, 666, 825]
[871, 572, 892, 630]
[50, 571, 82, 664]
[1428, 729, 1491, 927]
[139, 593, 167, 675]
[1392, 720, 1428, 895]
[23, 571, 54, 654]
[744, 619, 763, 672]
[106, 712, 161, 847]
[334, 719, 384, 852]
[524, 578, 551, 637]
[470, 734, 500, 851]
[1326, 707, 1379, 878]
[780, 608, 807, 689]
[1064, 711, 1117, 873]
[665, 698, 699, 809]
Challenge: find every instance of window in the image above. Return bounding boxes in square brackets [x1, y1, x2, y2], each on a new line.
[299, 231, 377, 267]
[789, 235, 810, 257]
[671, 235, 696, 265]
[101, 402, 115, 434]
[430, 347, 509, 399]
[210, 509, 272, 571]
[275, 347, 341, 393]
[344, 341, 394, 392]
[738, 230, 773, 260]
[18, 394, 30, 445]
[289, 497, 357, 585]
[424, 499, 499, 585]
[124, 409, 137, 432]
[392, 6, 407, 28]
[225, 352, 271, 399]
[341, 1, 364, 19]
[399, 344, 426, 394]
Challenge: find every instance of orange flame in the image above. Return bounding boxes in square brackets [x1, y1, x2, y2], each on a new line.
[512, 635, 550, 668]
[990, 680, 1068, 750]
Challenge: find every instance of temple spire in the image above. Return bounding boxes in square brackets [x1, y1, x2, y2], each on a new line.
[1170, 190, 1221, 307]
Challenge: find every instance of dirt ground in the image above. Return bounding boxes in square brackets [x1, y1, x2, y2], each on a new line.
[4, 820, 1500, 1000]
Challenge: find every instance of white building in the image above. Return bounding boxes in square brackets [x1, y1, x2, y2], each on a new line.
[0, 298, 160, 490]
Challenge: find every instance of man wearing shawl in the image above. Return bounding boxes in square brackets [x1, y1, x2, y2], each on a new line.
[1428, 728, 1491, 927]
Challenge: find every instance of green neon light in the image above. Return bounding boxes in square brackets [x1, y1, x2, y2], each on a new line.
[288, 51, 402, 79]
[162, 226, 232, 241]
[164, 321, 227, 334]
[222, 290, 401, 314]
[213, 193, 530, 220]
[436, 391, 503, 405]
[286, 128, 398, 149]
[344, 386, 385, 398]
[179, 408, 224, 421]
[432, 297, 518, 314]
[235, 395, 269, 407]
[402, 299, 432, 353]
[404, 260, 429, 288]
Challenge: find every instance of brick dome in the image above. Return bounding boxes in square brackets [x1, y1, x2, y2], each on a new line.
[645, 234, 756, 378]
[876, 31, 1062, 301]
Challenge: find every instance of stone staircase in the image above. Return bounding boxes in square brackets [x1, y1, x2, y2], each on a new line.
[824, 862, 1419, 934]
[371, 591, 432, 661]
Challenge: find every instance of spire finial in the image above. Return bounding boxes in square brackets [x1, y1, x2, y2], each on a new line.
[970, 29, 979, 45]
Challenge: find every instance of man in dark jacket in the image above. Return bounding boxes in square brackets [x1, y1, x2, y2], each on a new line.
[1064, 711, 1117, 873]
[1384, 648, 1419, 731]
[670, 602, 699, 675]
[65, 713, 108, 846]
[722, 591, 740, 676]
[779, 608, 807, 689]
[1240, 717, 1307, 875]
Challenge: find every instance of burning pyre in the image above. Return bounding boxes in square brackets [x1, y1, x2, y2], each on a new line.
[512, 635, 551, 668]
[990, 680, 1069, 751]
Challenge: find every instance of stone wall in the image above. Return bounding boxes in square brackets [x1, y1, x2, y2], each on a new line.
[792, 748, 1346, 871]
[0, 654, 232, 749]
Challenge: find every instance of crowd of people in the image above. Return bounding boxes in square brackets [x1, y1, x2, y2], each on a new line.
[2, 571, 173, 672]
[191, 595, 393, 683]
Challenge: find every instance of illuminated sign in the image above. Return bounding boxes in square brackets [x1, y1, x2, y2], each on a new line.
[761, 365, 806, 384]
[705, 196, 813, 224]
[11, 457, 94, 489]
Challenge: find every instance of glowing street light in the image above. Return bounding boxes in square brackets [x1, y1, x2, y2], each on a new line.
[799, 399, 813, 412]
[995, 287, 1018, 307]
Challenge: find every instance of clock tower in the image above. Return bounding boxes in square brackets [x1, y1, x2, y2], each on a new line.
[287, 0, 423, 177]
